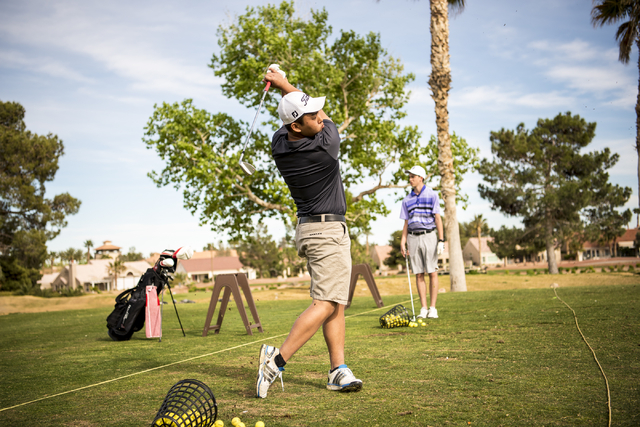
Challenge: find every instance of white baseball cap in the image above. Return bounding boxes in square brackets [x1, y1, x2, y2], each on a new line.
[277, 92, 326, 125]
[405, 165, 426, 179]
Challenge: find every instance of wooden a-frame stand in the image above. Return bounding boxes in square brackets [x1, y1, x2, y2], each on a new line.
[202, 273, 263, 336]
[346, 263, 384, 309]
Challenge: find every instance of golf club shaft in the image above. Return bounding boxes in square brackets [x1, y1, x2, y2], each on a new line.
[406, 257, 416, 320]
[240, 82, 271, 160]
[166, 283, 186, 337]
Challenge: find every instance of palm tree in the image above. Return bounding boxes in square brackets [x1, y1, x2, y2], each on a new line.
[107, 258, 126, 291]
[592, 0, 640, 227]
[83, 239, 93, 263]
[47, 251, 58, 273]
[469, 214, 486, 268]
[429, 0, 467, 291]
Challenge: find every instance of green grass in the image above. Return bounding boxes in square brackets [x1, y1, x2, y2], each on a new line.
[1, 284, 639, 426]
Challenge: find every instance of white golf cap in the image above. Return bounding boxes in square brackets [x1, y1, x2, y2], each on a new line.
[277, 92, 326, 125]
[405, 165, 426, 179]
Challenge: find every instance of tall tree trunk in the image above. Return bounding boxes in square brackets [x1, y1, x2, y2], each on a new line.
[429, 0, 467, 291]
[545, 218, 559, 274]
[636, 39, 640, 228]
[477, 227, 482, 268]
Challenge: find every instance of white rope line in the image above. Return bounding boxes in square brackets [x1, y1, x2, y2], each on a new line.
[0, 300, 399, 413]
[553, 287, 611, 427]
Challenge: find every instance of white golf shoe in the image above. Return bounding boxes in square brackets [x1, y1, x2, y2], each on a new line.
[256, 344, 284, 398]
[417, 306, 429, 319]
[427, 307, 438, 319]
[326, 365, 363, 392]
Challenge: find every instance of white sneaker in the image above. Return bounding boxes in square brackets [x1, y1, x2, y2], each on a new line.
[427, 307, 438, 319]
[327, 365, 363, 392]
[256, 344, 284, 398]
[417, 307, 429, 319]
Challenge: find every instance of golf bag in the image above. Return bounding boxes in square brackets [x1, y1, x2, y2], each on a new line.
[107, 268, 163, 341]
[106, 246, 193, 341]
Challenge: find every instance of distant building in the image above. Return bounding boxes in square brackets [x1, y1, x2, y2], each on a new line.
[463, 237, 503, 267]
[578, 227, 638, 260]
[94, 240, 121, 260]
[369, 245, 393, 272]
[50, 259, 152, 292]
[175, 256, 256, 281]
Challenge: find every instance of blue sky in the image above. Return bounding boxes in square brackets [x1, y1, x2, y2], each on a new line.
[1, 0, 637, 256]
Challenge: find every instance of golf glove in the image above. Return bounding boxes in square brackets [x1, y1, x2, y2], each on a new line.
[269, 63, 286, 79]
[437, 241, 444, 255]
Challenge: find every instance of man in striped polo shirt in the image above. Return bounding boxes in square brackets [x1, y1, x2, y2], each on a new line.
[400, 165, 445, 319]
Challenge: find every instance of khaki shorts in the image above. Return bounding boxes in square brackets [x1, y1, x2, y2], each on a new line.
[408, 231, 439, 274]
[295, 221, 351, 305]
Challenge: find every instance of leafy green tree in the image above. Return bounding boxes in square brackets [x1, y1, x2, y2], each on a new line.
[350, 234, 376, 272]
[121, 246, 144, 262]
[488, 226, 545, 266]
[144, 1, 421, 240]
[583, 192, 632, 257]
[592, 0, 640, 228]
[478, 112, 632, 274]
[383, 230, 404, 270]
[423, 133, 479, 209]
[234, 224, 283, 278]
[0, 101, 80, 291]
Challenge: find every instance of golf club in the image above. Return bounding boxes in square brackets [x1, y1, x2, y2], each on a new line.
[405, 256, 417, 321]
[239, 81, 271, 175]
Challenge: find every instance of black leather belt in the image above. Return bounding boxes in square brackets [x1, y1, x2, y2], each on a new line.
[298, 214, 346, 224]
[408, 228, 435, 236]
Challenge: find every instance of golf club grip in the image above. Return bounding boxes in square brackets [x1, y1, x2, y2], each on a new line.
[264, 81, 271, 91]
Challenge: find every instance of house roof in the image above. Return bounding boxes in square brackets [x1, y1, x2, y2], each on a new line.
[178, 256, 244, 273]
[94, 240, 121, 251]
[37, 273, 58, 286]
[370, 245, 392, 263]
[467, 237, 495, 253]
[619, 228, 638, 243]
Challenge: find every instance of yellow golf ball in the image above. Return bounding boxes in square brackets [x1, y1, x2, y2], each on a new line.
[255, 422, 265, 427]
[232, 417, 241, 426]
[214, 421, 225, 427]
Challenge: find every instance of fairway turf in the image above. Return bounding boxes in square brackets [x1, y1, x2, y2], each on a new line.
[0, 282, 638, 426]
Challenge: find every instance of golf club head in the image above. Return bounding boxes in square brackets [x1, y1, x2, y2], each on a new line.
[159, 258, 175, 268]
[240, 161, 256, 175]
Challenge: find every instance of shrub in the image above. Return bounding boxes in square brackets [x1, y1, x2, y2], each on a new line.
[586, 266, 595, 273]
[527, 269, 536, 276]
[504, 269, 510, 275]
[629, 265, 635, 272]
[558, 267, 564, 274]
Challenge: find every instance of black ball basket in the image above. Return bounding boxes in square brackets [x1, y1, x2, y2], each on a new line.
[379, 304, 411, 329]
[151, 379, 217, 427]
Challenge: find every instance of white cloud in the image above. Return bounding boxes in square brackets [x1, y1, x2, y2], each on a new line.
[0, 1, 221, 97]
[545, 65, 633, 95]
[0, 49, 94, 83]
[450, 85, 575, 110]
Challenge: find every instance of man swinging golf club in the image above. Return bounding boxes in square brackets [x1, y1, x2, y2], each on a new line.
[255, 65, 363, 398]
[400, 165, 445, 319]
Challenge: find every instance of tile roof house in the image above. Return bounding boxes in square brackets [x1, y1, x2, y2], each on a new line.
[50, 259, 152, 292]
[94, 240, 122, 260]
[175, 256, 256, 281]
[578, 227, 638, 260]
[463, 237, 503, 267]
[369, 245, 393, 271]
